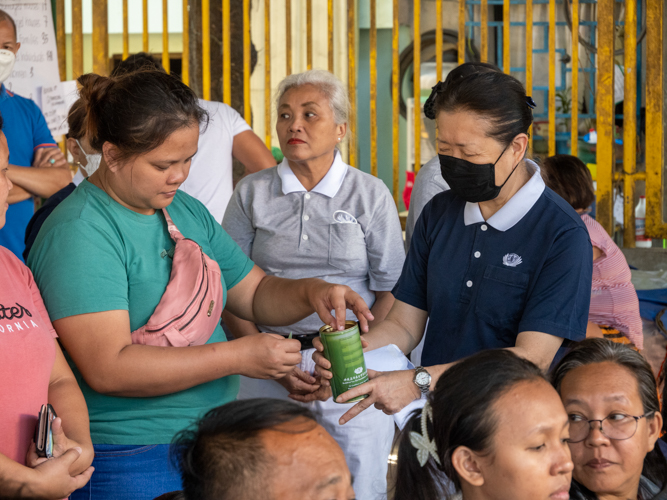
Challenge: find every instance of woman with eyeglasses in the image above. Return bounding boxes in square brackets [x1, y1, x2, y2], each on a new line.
[552, 338, 667, 500]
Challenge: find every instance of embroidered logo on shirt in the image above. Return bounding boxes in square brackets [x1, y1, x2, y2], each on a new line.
[502, 253, 523, 267]
[333, 210, 358, 224]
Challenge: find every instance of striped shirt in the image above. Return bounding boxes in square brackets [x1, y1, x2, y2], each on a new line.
[582, 214, 643, 349]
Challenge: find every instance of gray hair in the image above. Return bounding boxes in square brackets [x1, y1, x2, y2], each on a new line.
[275, 70, 349, 125]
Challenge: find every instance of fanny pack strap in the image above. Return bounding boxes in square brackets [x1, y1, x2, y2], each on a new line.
[161, 208, 184, 243]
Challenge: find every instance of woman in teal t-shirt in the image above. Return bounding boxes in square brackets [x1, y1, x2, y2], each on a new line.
[27, 70, 373, 500]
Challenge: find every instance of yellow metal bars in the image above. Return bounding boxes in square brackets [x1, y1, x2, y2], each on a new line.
[481, 0, 488, 62]
[143, 0, 149, 52]
[55, 0, 65, 80]
[122, 0, 129, 60]
[622, 0, 637, 247]
[243, 0, 251, 123]
[286, 0, 292, 75]
[436, 0, 442, 80]
[264, 0, 271, 148]
[595, 0, 615, 235]
[370, 0, 377, 177]
[92, 0, 108, 75]
[327, 0, 334, 72]
[547, 0, 555, 155]
[413, 0, 421, 172]
[392, 0, 399, 206]
[503, 0, 510, 73]
[306, 0, 313, 70]
[348, 0, 357, 167]
[458, 0, 465, 65]
[570, 0, 578, 157]
[182, 0, 189, 85]
[163, 0, 170, 73]
[222, 0, 231, 105]
[525, 0, 533, 151]
[645, 0, 665, 238]
[72, 0, 83, 79]
[202, 0, 211, 100]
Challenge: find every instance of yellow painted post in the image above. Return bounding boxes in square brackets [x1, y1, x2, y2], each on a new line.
[348, 0, 357, 167]
[481, 0, 488, 63]
[596, 0, 615, 235]
[645, 0, 665, 238]
[370, 0, 377, 177]
[392, 0, 399, 206]
[92, 0, 109, 75]
[163, 0, 170, 73]
[622, 0, 637, 247]
[264, 0, 271, 148]
[122, 0, 129, 59]
[570, 0, 578, 156]
[458, 0, 465, 65]
[223, 0, 231, 105]
[328, 0, 334, 72]
[413, 0, 421, 172]
[503, 0, 510, 73]
[436, 0, 442, 80]
[55, 0, 65, 80]
[182, 0, 189, 85]
[548, 0, 555, 156]
[72, 0, 83, 80]
[202, 0, 211, 100]
[286, 0, 292, 76]
[243, 0, 251, 123]
[526, 0, 533, 152]
[143, 0, 149, 52]
[306, 0, 312, 70]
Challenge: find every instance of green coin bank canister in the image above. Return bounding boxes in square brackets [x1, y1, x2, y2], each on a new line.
[319, 321, 369, 403]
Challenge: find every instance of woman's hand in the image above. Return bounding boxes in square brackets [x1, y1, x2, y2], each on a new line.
[23, 447, 94, 499]
[276, 367, 321, 395]
[26, 418, 83, 468]
[311, 336, 369, 382]
[307, 282, 374, 332]
[288, 376, 333, 403]
[335, 369, 421, 424]
[234, 333, 303, 379]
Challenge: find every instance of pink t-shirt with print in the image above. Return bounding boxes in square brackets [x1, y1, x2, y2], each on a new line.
[0, 246, 57, 465]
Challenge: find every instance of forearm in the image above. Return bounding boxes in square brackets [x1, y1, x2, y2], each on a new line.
[251, 276, 322, 326]
[8, 164, 71, 198]
[368, 291, 395, 328]
[7, 185, 31, 204]
[222, 309, 261, 338]
[0, 454, 41, 499]
[362, 317, 419, 353]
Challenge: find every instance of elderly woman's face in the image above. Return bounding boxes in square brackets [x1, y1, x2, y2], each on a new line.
[559, 362, 662, 499]
[276, 84, 345, 164]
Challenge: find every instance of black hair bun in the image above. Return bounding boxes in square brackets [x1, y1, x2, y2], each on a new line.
[424, 81, 447, 120]
[526, 96, 537, 109]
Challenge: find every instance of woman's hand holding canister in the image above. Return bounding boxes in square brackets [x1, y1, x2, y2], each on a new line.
[305, 280, 374, 332]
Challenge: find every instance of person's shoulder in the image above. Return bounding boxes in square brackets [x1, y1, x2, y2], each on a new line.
[2, 90, 44, 117]
[541, 188, 588, 229]
[0, 245, 26, 275]
[235, 166, 280, 194]
[344, 165, 390, 193]
[198, 98, 240, 119]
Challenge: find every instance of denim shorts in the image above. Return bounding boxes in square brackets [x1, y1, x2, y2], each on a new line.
[70, 444, 182, 500]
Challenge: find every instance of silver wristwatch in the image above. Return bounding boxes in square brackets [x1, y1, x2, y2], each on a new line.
[413, 366, 431, 395]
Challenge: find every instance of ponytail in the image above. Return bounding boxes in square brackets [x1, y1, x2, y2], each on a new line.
[77, 73, 114, 148]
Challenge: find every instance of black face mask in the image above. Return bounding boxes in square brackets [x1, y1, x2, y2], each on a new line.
[438, 146, 519, 203]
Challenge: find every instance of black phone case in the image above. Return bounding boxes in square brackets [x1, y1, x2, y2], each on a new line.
[34, 404, 57, 458]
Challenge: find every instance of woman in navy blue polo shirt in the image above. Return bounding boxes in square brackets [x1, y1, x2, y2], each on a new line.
[309, 66, 593, 424]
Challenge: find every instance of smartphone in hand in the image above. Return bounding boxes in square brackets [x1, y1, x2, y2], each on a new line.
[34, 404, 57, 458]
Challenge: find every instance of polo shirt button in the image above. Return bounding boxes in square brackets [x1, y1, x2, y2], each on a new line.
[305, 193, 311, 200]
[303, 215, 310, 221]
[474, 251, 481, 258]
[466, 280, 473, 288]
[302, 234, 309, 240]
[481, 224, 488, 231]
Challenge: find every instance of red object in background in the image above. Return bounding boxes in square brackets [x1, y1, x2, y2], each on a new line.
[403, 171, 415, 209]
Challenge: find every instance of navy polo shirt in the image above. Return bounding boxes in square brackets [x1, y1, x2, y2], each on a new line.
[0, 84, 57, 261]
[393, 163, 592, 367]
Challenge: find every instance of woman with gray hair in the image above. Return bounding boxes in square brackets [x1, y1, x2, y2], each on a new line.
[222, 69, 405, 499]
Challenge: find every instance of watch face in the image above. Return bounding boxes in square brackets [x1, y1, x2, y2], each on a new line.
[416, 371, 430, 386]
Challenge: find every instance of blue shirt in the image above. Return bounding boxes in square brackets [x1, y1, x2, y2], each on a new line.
[394, 163, 592, 367]
[0, 85, 57, 261]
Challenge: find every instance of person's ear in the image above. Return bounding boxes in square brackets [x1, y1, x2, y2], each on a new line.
[646, 412, 663, 452]
[66, 137, 80, 159]
[102, 142, 119, 172]
[336, 122, 347, 143]
[511, 133, 529, 161]
[13, 41, 20, 53]
[451, 446, 485, 487]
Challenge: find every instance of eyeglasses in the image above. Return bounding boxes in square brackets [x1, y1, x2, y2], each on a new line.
[566, 412, 655, 443]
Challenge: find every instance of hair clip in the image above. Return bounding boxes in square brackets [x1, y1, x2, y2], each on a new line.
[526, 96, 537, 109]
[409, 400, 441, 467]
[424, 81, 447, 120]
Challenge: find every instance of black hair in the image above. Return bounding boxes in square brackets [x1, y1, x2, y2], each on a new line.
[173, 399, 317, 500]
[111, 52, 165, 77]
[430, 65, 534, 147]
[0, 9, 16, 40]
[0, 109, 3, 130]
[65, 99, 86, 140]
[551, 339, 667, 499]
[77, 70, 207, 163]
[393, 350, 545, 500]
[541, 154, 595, 210]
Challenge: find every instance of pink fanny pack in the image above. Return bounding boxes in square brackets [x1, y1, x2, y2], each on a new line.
[131, 208, 224, 347]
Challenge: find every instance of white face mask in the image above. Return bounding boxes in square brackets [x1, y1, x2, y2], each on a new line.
[76, 139, 102, 176]
[0, 50, 15, 84]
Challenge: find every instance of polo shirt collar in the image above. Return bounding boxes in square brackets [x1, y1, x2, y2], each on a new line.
[277, 150, 348, 198]
[463, 159, 544, 231]
[0, 84, 11, 102]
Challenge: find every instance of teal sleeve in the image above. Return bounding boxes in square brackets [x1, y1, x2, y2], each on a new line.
[28, 220, 129, 321]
